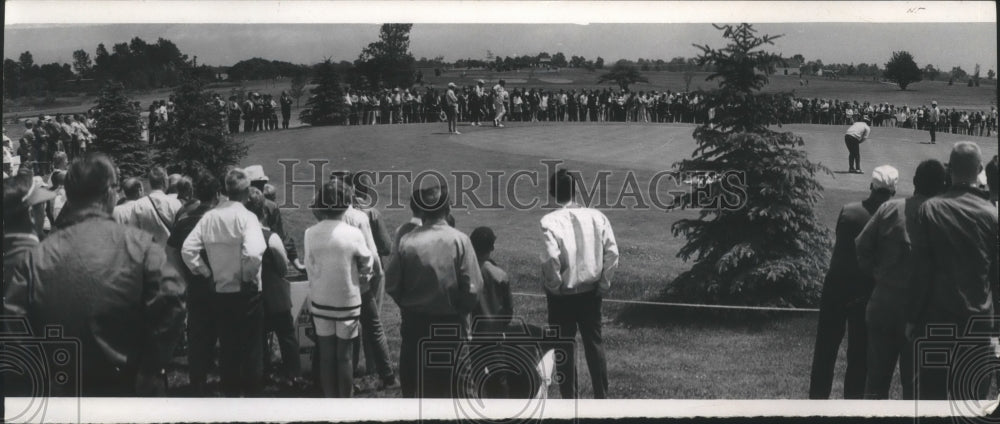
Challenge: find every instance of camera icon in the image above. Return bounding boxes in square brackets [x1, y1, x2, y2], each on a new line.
[1, 316, 81, 423]
[417, 316, 577, 424]
[913, 316, 1000, 424]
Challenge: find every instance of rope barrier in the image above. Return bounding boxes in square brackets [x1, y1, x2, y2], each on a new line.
[511, 291, 820, 312]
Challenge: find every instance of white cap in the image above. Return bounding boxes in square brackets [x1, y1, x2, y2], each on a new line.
[871, 165, 899, 192]
[243, 164, 268, 182]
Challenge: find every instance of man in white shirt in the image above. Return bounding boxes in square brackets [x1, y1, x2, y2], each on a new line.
[113, 178, 145, 225]
[445, 82, 460, 134]
[118, 167, 182, 247]
[493, 80, 508, 127]
[539, 168, 619, 399]
[844, 116, 872, 174]
[181, 168, 267, 396]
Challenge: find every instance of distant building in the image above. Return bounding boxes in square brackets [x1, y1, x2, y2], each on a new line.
[774, 59, 803, 76]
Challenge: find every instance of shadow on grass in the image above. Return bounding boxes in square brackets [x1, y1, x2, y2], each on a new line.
[615, 286, 817, 332]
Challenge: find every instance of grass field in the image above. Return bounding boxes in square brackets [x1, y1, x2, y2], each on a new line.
[220, 119, 996, 399]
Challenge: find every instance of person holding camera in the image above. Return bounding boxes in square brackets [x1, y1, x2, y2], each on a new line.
[906, 141, 998, 401]
[539, 168, 619, 399]
[386, 181, 483, 398]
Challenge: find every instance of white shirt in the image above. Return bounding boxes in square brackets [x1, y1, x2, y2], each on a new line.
[181, 200, 267, 293]
[304, 219, 373, 318]
[539, 202, 619, 296]
[845, 122, 871, 141]
[342, 206, 383, 293]
[114, 189, 182, 247]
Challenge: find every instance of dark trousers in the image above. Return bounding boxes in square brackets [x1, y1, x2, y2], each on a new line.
[188, 297, 219, 393]
[546, 290, 608, 399]
[244, 119, 254, 132]
[446, 106, 458, 133]
[215, 292, 264, 396]
[228, 119, 241, 134]
[399, 312, 466, 398]
[809, 294, 867, 399]
[844, 135, 861, 171]
[263, 309, 301, 380]
[864, 303, 914, 399]
[928, 122, 937, 143]
[359, 288, 394, 378]
[281, 109, 291, 129]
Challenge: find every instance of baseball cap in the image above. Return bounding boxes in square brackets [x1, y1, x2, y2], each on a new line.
[477, 79, 485, 85]
[448, 82, 456, 88]
[932, 100, 938, 106]
[243, 164, 269, 182]
[871, 165, 899, 192]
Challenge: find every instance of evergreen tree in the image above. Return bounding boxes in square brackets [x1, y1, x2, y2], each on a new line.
[299, 60, 348, 126]
[154, 76, 247, 177]
[669, 24, 831, 307]
[91, 81, 148, 179]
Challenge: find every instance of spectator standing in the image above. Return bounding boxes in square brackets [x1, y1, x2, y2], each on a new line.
[810, 165, 898, 399]
[386, 182, 483, 398]
[117, 167, 182, 247]
[3, 174, 55, 292]
[4, 153, 185, 396]
[166, 169, 219, 395]
[181, 168, 267, 397]
[245, 187, 302, 387]
[304, 180, 373, 397]
[280, 91, 293, 129]
[539, 169, 619, 399]
[855, 160, 947, 399]
[907, 142, 998, 401]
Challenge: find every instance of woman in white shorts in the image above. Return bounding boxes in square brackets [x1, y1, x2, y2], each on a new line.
[305, 180, 374, 397]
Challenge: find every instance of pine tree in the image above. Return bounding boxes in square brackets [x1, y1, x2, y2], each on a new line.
[91, 81, 149, 179]
[668, 24, 831, 307]
[154, 76, 247, 177]
[299, 60, 348, 126]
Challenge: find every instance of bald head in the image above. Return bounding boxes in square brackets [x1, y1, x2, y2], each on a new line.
[122, 177, 144, 200]
[949, 141, 984, 185]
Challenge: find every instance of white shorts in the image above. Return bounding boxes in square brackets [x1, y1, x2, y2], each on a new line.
[313, 315, 360, 339]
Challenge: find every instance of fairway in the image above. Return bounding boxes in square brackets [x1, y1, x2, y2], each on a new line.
[235, 120, 996, 399]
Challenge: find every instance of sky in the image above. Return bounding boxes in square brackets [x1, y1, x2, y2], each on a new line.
[4, 23, 997, 73]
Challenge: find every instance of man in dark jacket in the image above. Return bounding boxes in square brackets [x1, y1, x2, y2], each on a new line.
[4, 153, 185, 396]
[907, 142, 999, 400]
[810, 165, 898, 399]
